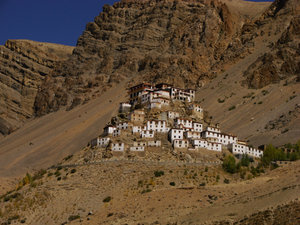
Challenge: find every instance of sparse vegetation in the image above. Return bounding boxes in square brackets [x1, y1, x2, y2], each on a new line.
[68, 215, 80, 221]
[63, 154, 73, 161]
[154, 170, 164, 177]
[228, 105, 236, 111]
[217, 98, 225, 103]
[103, 196, 112, 203]
[222, 155, 236, 174]
[70, 168, 77, 174]
[261, 90, 269, 96]
[141, 189, 152, 194]
[169, 182, 176, 186]
[224, 178, 230, 184]
[262, 142, 300, 166]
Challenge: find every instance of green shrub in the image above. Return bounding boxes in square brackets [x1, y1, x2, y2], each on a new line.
[224, 178, 230, 184]
[222, 155, 236, 173]
[169, 182, 176, 186]
[241, 154, 250, 167]
[64, 155, 73, 161]
[70, 169, 77, 174]
[154, 170, 164, 177]
[204, 167, 208, 172]
[68, 215, 80, 221]
[33, 169, 47, 180]
[138, 180, 143, 187]
[103, 196, 112, 202]
[228, 105, 236, 111]
[54, 171, 61, 177]
[57, 166, 63, 171]
[141, 189, 152, 194]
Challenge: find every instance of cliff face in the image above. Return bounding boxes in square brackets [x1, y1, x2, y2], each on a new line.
[0, 40, 74, 136]
[244, 0, 300, 89]
[34, 0, 246, 116]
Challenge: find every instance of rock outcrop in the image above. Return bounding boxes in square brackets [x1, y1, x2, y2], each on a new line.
[243, 0, 300, 89]
[0, 40, 74, 136]
[34, 0, 247, 116]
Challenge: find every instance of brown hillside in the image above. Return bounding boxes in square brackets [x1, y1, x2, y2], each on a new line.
[0, 153, 299, 225]
[0, 0, 299, 194]
[0, 40, 74, 137]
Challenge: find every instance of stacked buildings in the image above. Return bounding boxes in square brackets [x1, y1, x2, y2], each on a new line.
[91, 83, 263, 158]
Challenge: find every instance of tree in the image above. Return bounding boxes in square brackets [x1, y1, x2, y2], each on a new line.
[223, 155, 236, 173]
[241, 154, 250, 167]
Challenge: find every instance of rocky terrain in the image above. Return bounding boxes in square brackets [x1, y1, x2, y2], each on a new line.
[0, 150, 299, 225]
[0, 40, 74, 137]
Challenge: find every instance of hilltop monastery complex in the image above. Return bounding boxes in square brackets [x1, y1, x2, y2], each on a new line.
[91, 83, 263, 158]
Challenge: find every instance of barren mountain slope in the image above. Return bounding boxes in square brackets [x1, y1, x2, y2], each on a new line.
[0, 77, 130, 193]
[0, 40, 74, 137]
[196, 0, 300, 146]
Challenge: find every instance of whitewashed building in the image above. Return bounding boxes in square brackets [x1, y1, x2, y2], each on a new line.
[169, 129, 184, 142]
[113, 129, 121, 137]
[132, 126, 143, 133]
[148, 140, 161, 147]
[141, 90, 170, 105]
[111, 143, 125, 151]
[206, 126, 221, 133]
[193, 122, 203, 132]
[207, 142, 222, 152]
[189, 104, 203, 113]
[218, 133, 237, 145]
[133, 142, 147, 147]
[173, 139, 189, 148]
[230, 143, 263, 158]
[184, 131, 201, 140]
[103, 125, 116, 136]
[141, 130, 155, 138]
[174, 118, 193, 129]
[191, 139, 208, 149]
[129, 83, 154, 105]
[189, 104, 204, 119]
[202, 130, 237, 146]
[170, 87, 195, 102]
[90, 137, 110, 148]
[167, 111, 180, 119]
[97, 137, 110, 148]
[116, 122, 131, 130]
[130, 146, 145, 151]
[119, 102, 131, 113]
[146, 120, 169, 133]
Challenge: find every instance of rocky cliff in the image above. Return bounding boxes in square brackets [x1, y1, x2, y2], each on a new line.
[0, 40, 74, 136]
[34, 0, 248, 116]
[243, 0, 300, 88]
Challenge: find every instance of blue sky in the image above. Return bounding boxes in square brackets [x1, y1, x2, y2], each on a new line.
[0, 0, 273, 46]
